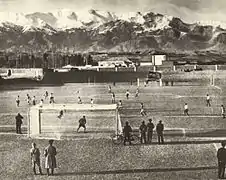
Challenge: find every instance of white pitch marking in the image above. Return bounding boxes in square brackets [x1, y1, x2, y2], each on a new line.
[214, 85, 222, 91]
[163, 115, 221, 118]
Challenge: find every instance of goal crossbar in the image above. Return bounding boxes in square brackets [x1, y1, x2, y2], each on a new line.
[28, 103, 122, 137]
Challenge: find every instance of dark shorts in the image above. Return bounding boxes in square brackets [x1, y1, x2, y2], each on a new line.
[79, 124, 86, 128]
[32, 160, 41, 166]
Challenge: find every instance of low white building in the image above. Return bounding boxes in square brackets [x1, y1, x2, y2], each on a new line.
[140, 55, 166, 66]
[98, 57, 134, 67]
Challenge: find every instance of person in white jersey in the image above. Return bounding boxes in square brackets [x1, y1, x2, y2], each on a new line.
[184, 103, 189, 116]
[16, 95, 20, 107]
[91, 99, 94, 107]
[32, 96, 36, 106]
[26, 94, 31, 105]
[78, 97, 82, 104]
[221, 105, 225, 119]
[206, 94, 211, 107]
[39, 99, 44, 108]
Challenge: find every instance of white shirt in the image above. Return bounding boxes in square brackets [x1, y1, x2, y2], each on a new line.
[39, 101, 43, 107]
[207, 96, 210, 100]
[184, 105, 188, 110]
[221, 107, 225, 113]
[78, 98, 82, 104]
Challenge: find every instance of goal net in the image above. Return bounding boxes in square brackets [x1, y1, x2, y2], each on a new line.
[28, 104, 122, 139]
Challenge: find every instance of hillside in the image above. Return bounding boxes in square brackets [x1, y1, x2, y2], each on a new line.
[0, 9, 226, 54]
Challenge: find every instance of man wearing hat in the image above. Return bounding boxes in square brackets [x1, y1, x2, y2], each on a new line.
[15, 113, 23, 134]
[217, 141, 226, 179]
[44, 140, 57, 176]
[147, 119, 155, 143]
[30, 143, 42, 175]
[139, 121, 147, 144]
[156, 120, 164, 144]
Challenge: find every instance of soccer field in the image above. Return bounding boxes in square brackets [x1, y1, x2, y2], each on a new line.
[0, 82, 226, 179]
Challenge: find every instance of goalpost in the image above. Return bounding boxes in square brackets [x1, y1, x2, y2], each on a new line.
[28, 104, 122, 138]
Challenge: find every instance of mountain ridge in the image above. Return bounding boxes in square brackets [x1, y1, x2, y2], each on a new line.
[0, 9, 226, 53]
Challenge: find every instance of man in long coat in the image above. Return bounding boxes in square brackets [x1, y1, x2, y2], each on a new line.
[15, 113, 23, 134]
[44, 140, 57, 176]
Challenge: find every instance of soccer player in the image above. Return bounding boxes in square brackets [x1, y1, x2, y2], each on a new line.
[126, 90, 130, 100]
[123, 121, 132, 145]
[118, 100, 122, 108]
[184, 103, 189, 116]
[32, 96, 36, 106]
[156, 120, 164, 144]
[44, 140, 57, 176]
[77, 116, 87, 132]
[58, 105, 66, 119]
[135, 88, 139, 98]
[221, 105, 225, 118]
[147, 119, 155, 143]
[39, 99, 44, 108]
[26, 94, 31, 105]
[78, 97, 82, 104]
[30, 143, 42, 175]
[91, 98, 94, 107]
[139, 121, 147, 144]
[206, 94, 211, 107]
[44, 91, 49, 100]
[111, 92, 115, 104]
[16, 95, 20, 107]
[140, 107, 147, 116]
[15, 113, 23, 134]
[108, 85, 112, 93]
[217, 141, 226, 179]
[50, 93, 55, 104]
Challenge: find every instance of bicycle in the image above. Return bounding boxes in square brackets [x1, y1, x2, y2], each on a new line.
[111, 133, 140, 145]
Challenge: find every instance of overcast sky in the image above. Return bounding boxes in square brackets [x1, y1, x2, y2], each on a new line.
[0, 0, 225, 23]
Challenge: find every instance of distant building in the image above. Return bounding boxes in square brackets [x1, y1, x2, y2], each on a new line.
[139, 55, 166, 66]
[98, 57, 134, 67]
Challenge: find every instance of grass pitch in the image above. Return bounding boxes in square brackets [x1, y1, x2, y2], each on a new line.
[0, 82, 226, 179]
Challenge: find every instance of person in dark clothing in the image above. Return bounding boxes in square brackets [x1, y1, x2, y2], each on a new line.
[156, 120, 164, 144]
[147, 119, 155, 143]
[139, 121, 147, 144]
[77, 116, 86, 132]
[44, 140, 57, 176]
[217, 141, 226, 179]
[15, 113, 23, 134]
[30, 143, 42, 175]
[126, 90, 130, 100]
[123, 121, 132, 145]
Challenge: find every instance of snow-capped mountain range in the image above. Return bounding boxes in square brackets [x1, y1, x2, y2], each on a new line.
[1, 9, 226, 53]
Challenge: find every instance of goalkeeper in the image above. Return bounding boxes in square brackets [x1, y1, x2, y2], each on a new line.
[77, 116, 87, 132]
